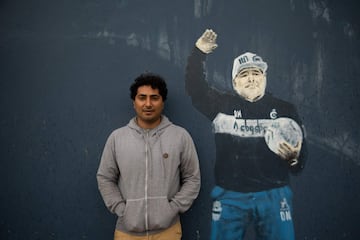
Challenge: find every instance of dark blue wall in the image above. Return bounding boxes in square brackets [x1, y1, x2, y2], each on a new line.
[1, 0, 359, 239]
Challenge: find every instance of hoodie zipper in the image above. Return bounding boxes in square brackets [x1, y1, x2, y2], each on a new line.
[144, 130, 149, 232]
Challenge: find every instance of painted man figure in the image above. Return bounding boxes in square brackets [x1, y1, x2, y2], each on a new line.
[185, 29, 307, 240]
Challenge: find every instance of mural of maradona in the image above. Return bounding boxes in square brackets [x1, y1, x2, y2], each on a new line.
[185, 29, 308, 240]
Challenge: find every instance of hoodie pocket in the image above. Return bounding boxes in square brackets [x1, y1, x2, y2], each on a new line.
[122, 199, 146, 232]
[147, 198, 177, 230]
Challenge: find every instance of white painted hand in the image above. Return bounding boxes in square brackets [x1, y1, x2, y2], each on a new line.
[195, 29, 218, 54]
[277, 141, 302, 166]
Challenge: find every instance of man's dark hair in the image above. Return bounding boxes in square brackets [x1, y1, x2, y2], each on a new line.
[130, 73, 168, 101]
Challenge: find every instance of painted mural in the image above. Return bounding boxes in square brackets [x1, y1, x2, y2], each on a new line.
[2, 1, 360, 239]
[185, 29, 308, 240]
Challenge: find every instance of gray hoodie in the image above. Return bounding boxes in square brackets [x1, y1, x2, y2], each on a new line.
[97, 115, 201, 235]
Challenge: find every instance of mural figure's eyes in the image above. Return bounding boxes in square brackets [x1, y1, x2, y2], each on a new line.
[238, 71, 249, 78]
[252, 70, 262, 76]
[237, 68, 263, 79]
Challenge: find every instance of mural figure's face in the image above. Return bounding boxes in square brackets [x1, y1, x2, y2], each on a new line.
[133, 85, 164, 129]
[232, 67, 266, 102]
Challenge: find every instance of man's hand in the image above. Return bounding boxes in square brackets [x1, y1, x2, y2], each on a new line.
[264, 117, 303, 167]
[277, 141, 301, 166]
[195, 29, 218, 54]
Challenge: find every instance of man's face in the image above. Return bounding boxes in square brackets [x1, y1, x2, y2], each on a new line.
[233, 67, 266, 102]
[133, 85, 164, 129]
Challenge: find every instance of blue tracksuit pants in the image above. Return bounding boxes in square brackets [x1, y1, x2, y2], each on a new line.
[210, 185, 295, 240]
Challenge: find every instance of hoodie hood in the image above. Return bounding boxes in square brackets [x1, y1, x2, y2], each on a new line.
[127, 115, 173, 136]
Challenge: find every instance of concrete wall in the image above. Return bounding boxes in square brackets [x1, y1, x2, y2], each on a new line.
[1, 0, 359, 239]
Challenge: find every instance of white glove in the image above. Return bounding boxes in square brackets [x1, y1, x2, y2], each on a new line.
[195, 29, 218, 54]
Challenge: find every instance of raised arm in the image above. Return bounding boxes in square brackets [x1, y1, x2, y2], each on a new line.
[185, 29, 224, 120]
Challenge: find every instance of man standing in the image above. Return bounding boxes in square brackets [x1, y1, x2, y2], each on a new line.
[97, 73, 201, 239]
[185, 29, 307, 240]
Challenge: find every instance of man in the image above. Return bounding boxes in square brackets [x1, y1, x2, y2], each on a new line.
[97, 73, 201, 239]
[185, 29, 307, 240]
